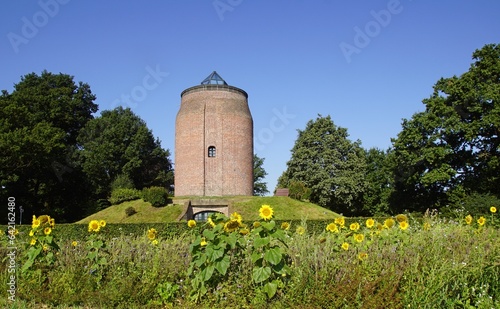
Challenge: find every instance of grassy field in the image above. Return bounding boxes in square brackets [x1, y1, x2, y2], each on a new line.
[76, 196, 339, 224]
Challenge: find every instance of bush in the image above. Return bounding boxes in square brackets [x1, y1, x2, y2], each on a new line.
[142, 186, 169, 207]
[125, 206, 137, 217]
[109, 188, 142, 205]
[111, 173, 134, 190]
[288, 180, 312, 201]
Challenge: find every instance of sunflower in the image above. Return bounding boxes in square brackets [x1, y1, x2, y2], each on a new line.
[491, 206, 497, 213]
[147, 228, 157, 240]
[365, 218, 375, 228]
[384, 218, 395, 229]
[99, 220, 106, 228]
[341, 242, 349, 251]
[253, 221, 261, 228]
[187, 220, 196, 228]
[32, 218, 41, 229]
[42, 244, 49, 252]
[151, 239, 159, 245]
[200, 237, 207, 246]
[334, 216, 345, 227]
[239, 229, 250, 235]
[38, 215, 50, 224]
[230, 212, 243, 223]
[349, 222, 360, 231]
[376, 223, 384, 231]
[71, 241, 78, 247]
[395, 214, 408, 223]
[30, 238, 37, 246]
[259, 205, 274, 221]
[326, 223, 338, 233]
[465, 215, 473, 225]
[88, 220, 101, 232]
[224, 219, 240, 233]
[281, 222, 290, 230]
[44, 227, 52, 235]
[354, 233, 364, 243]
[296, 226, 306, 235]
[477, 216, 486, 226]
[399, 221, 409, 231]
[207, 217, 216, 228]
[29, 230, 35, 237]
[49, 218, 55, 227]
[358, 252, 368, 261]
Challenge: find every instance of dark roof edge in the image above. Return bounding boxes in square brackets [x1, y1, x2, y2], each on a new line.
[181, 84, 248, 98]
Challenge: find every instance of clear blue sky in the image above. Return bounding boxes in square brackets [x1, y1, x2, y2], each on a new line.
[1, 1, 499, 194]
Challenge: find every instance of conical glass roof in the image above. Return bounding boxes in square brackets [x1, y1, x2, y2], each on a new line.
[201, 71, 227, 85]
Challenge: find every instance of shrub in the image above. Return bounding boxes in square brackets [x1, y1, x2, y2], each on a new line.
[125, 206, 137, 217]
[288, 181, 311, 201]
[111, 173, 134, 190]
[142, 186, 168, 207]
[109, 188, 142, 205]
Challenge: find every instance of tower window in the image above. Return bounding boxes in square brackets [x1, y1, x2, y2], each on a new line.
[208, 146, 216, 157]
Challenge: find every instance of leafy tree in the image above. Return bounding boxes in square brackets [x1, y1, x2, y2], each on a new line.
[77, 107, 172, 197]
[0, 71, 98, 222]
[391, 44, 500, 212]
[277, 115, 367, 215]
[362, 148, 393, 215]
[253, 154, 269, 196]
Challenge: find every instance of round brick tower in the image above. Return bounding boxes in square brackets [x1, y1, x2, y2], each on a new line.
[175, 71, 253, 196]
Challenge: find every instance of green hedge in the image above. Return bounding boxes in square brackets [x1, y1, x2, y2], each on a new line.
[142, 186, 169, 207]
[108, 188, 142, 205]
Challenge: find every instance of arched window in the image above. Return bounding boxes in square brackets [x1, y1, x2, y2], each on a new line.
[208, 146, 216, 157]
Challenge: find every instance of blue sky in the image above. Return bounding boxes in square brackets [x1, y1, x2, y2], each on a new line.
[1, 1, 499, 194]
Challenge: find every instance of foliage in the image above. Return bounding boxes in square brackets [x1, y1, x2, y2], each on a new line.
[21, 215, 59, 274]
[278, 115, 367, 215]
[253, 154, 269, 196]
[76, 106, 173, 197]
[111, 173, 135, 190]
[85, 220, 109, 285]
[108, 188, 142, 205]
[124, 206, 137, 217]
[142, 186, 169, 207]
[0, 71, 98, 222]
[362, 148, 394, 215]
[391, 44, 500, 212]
[287, 180, 311, 201]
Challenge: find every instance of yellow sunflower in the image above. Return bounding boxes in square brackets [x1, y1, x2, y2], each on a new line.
[230, 212, 243, 223]
[253, 221, 261, 228]
[384, 218, 395, 229]
[341, 242, 349, 251]
[335, 216, 345, 227]
[296, 226, 306, 235]
[281, 222, 290, 230]
[187, 220, 196, 228]
[44, 227, 52, 235]
[88, 220, 101, 232]
[259, 205, 274, 221]
[151, 239, 159, 245]
[32, 218, 41, 229]
[200, 237, 207, 246]
[365, 218, 375, 228]
[326, 223, 339, 233]
[395, 214, 407, 223]
[147, 228, 157, 240]
[99, 220, 106, 228]
[354, 233, 364, 243]
[490, 206, 497, 213]
[29, 230, 35, 237]
[465, 215, 473, 225]
[49, 218, 55, 227]
[224, 219, 240, 233]
[349, 222, 360, 231]
[30, 238, 37, 246]
[399, 221, 409, 231]
[207, 217, 216, 228]
[477, 216, 486, 226]
[71, 241, 78, 247]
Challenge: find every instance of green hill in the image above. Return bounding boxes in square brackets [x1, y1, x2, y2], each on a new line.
[76, 196, 339, 224]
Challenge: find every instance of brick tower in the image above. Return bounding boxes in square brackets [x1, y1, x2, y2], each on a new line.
[175, 71, 253, 196]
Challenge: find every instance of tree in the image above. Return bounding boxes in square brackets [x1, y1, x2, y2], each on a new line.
[277, 115, 367, 215]
[391, 44, 500, 212]
[253, 154, 269, 196]
[77, 107, 172, 197]
[362, 148, 393, 215]
[0, 71, 98, 222]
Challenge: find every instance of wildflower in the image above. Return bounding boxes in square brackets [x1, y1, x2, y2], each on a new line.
[259, 205, 274, 221]
[224, 219, 240, 233]
[44, 227, 52, 235]
[230, 212, 243, 223]
[384, 218, 395, 229]
[71, 241, 78, 247]
[395, 214, 407, 223]
[296, 226, 306, 235]
[30, 238, 37, 246]
[253, 221, 261, 228]
[151, 239, 159, 245]
[365, 218, 375, 228]
[490, 206, 497, 213]
[281, 222, 290, 230]
[326, 223, 339, 233]
[423, 222, 431, 231]
[147, 228, 157, 240]
[349, 222, 360, 231]
[399, 221, 409, 231]
[32, 218, 41, 229]
[187, 220, 196, 228]
[358, 252, 368, 261]
[354, 233, 364, 243]
[477, 216, 486, 226]
[465, 215, 473, 225]
[88, 220, 101, 232]
[99, 220, 106, 228]
[200, 237, 207, 246]
[42, 244, 49, 252]
[207, 217, 216, 228]
[334, 216, 345, 227]
[341, 242, 349, 251]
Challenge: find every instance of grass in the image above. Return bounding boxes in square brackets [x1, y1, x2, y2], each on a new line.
[75, 199, 183, 224]
[76, 196, 339, 224]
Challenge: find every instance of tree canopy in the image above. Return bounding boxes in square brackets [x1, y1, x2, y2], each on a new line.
[253, 154, 269, 196]
[277, 115, 367, 215]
